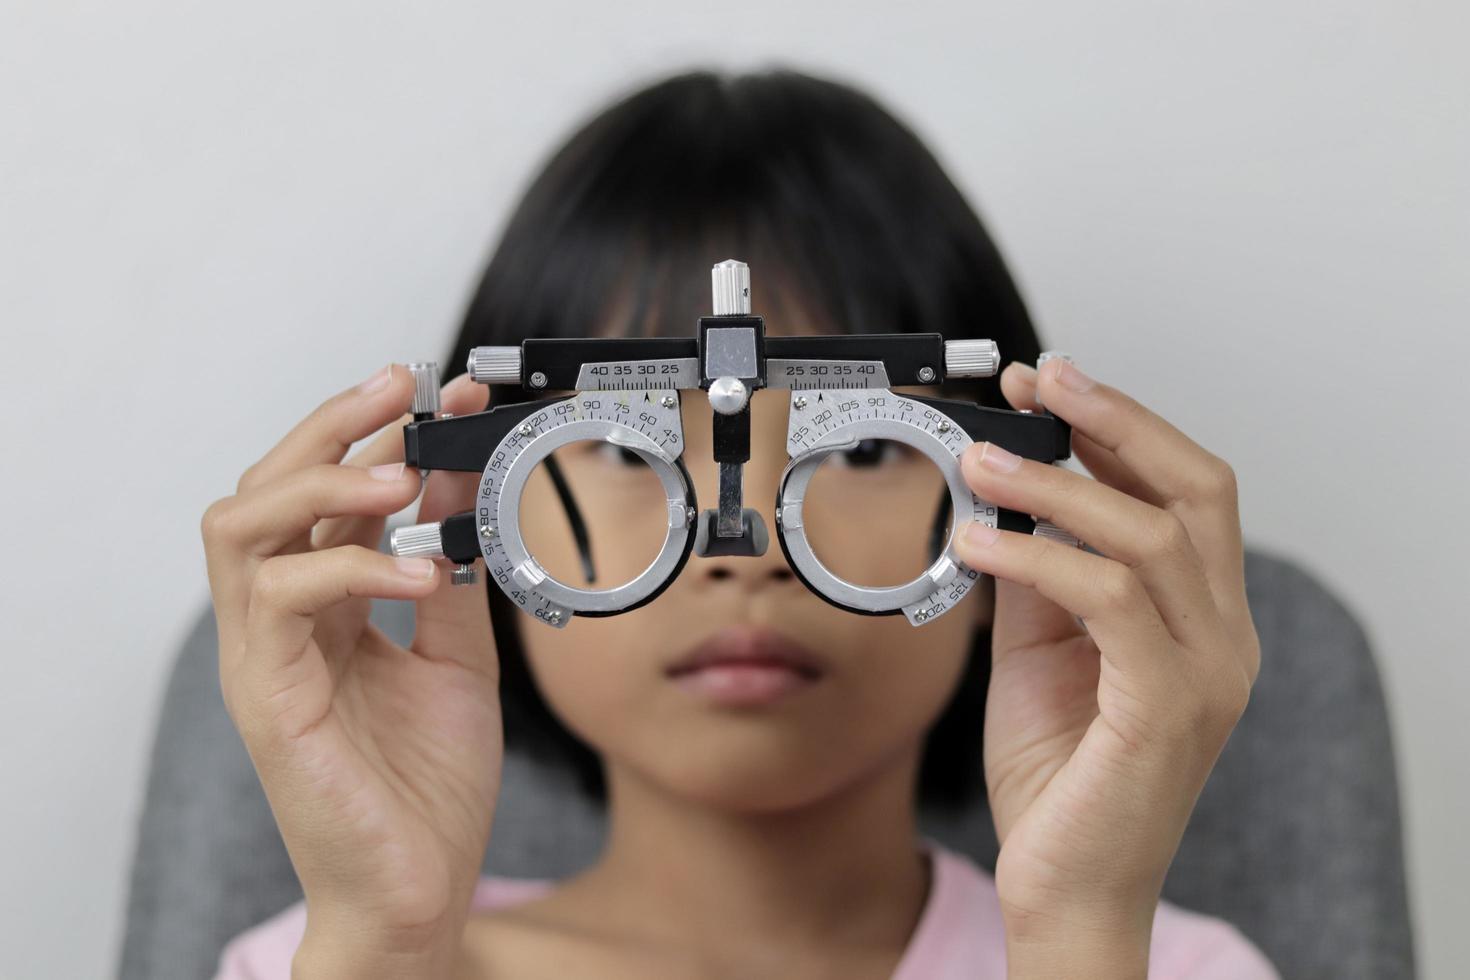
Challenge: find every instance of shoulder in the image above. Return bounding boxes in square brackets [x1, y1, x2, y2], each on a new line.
[211, 899, 306, 980]
[912, 841, 1278, 980]
[1149, 898, 1280, 979]
[211, 877, 555, 979]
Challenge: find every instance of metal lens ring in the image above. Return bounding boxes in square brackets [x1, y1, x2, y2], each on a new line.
[477, 392, 695, 629]
[775, 390, 994, 626]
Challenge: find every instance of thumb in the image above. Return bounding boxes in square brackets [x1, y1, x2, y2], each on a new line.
[409, 468, 496, 674]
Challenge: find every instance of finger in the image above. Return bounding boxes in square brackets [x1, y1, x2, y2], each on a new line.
[202, 462, 422, 643]
[986, 563, 1088, 660]
[235, 363, 417, 494]
[961, 440, 1225, 652]
[1000, 363, 1163, 508]
[315, 374, 490, 552]
[211, 461, 425, 565]
[952, 521, 1180, 690]
[1031, 358, 1250, 643]
[407, 467, 495, 676]
[235, 545, 439, 732]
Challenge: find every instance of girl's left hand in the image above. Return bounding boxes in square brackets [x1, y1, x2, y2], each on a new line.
[952, 357, 1261, 973]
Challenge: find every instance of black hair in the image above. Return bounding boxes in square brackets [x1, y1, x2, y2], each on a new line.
[443, 67, 1043, 812]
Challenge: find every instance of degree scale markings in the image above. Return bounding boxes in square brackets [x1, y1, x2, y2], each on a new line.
[573, 358, 892, 392]
[787, 390, 968, 460]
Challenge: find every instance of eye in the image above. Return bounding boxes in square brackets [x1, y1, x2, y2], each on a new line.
[828, 438, 910, 469]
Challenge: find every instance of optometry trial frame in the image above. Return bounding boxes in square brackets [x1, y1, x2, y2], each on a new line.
[387, 260, 1082, 628]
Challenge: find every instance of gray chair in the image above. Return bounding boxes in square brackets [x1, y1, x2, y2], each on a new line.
[118, 545, 1416, 979]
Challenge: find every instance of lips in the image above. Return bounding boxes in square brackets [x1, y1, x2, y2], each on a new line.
[664, 624, 828, 681]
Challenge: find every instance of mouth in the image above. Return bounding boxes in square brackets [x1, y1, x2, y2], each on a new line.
[664, 625, 827, 707]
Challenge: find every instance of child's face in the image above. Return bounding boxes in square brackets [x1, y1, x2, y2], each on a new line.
[504, 328, 993, 811]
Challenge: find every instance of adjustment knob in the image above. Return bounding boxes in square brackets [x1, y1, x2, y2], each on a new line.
[1032, 518, 1083, 549]
[943, 339, 1001, 378]
[407, 361, 441, 417]
[711, 259, 751, 316]
[467, 346, 523, 385]
[708, 376, 750, 415]
[390, 521, 445, 560]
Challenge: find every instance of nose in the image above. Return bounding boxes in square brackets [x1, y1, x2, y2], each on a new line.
[688, 536, 799, 589]
[679, 388, 802, 592]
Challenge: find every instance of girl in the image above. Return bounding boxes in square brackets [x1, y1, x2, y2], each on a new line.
[203, 70, 1277, 978]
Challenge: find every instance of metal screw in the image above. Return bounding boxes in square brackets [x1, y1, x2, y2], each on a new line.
[518, 423, 533, 437]
[660, 394, 677, 409]
[480, 524, 496, 538]
[529, 371, 548, 388]
[793, 396, 808, 410]
[937, 420, 951, 433]
[685, 506, 696, 526]
[548, 610, 562, 623]
[917, 366, 936, 383]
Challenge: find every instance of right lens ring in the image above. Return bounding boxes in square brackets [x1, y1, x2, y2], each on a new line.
[775, 411, 992, 625]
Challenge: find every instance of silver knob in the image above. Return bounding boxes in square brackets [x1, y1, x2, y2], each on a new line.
[711, 259, 751, 316]
[708, 376, 749, 415]
[390, 521, 445, 560]
[1033, 518, 1082, 549]
[467, 346, 523, 385]
[451, 563, 478, 586]
[943, 339, 1001, 378]
[407, 361, 441, 416]
[1035, 350, 1074, 409]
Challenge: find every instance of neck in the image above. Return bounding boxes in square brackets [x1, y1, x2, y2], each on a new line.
[565, 743, 932, 955]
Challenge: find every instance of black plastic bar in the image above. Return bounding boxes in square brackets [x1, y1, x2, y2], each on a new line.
[521, 337, 698, 390]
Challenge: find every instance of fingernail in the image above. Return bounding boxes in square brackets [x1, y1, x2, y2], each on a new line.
[1054, 359, 1095, 393]
[369, 462, 406, 482]
[977, 441, 1021, 473]
[1007, 362, 1042, 407]
[965, 521, 1002, 548]
[358, 364, 393, 395]
[395, 557, 436, 579]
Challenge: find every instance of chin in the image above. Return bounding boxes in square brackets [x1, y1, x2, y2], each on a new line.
[630, 734, 873, 814]
[666, 768, 849, 814]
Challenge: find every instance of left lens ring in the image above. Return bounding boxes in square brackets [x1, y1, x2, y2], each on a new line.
[477, 394, 694, 627]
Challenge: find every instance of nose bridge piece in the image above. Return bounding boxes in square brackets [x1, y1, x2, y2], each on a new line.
[694, 258, 770, 558]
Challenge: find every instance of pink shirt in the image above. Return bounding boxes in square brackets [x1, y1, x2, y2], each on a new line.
[215, 837, 1279, 978]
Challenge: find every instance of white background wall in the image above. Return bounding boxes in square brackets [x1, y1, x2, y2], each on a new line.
[3, 2, 1465, 976]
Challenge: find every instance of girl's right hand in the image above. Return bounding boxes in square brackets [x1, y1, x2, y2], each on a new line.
[200, 364, 501, 975]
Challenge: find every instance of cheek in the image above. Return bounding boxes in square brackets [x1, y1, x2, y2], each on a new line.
[799, 463, 949, 589]
[517, 616, 651, 751]
[833, 614, 975, 748]
[516, 450, 672, 591]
